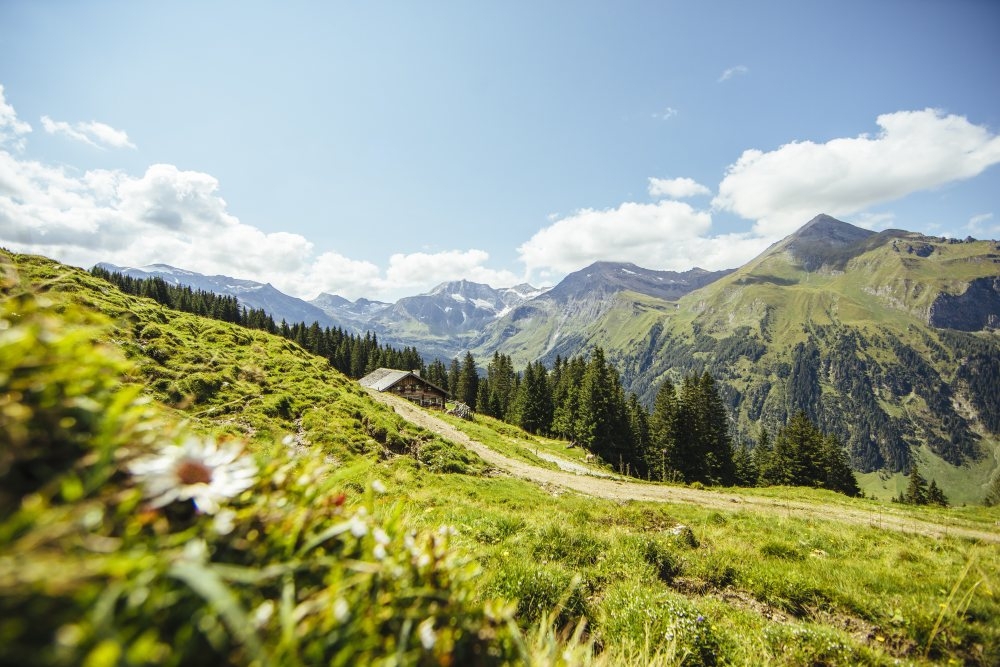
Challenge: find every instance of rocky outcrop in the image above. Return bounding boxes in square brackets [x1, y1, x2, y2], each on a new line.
[929, 277, 1000, 331]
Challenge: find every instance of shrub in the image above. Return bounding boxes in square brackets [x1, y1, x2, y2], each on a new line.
[530, 525, 606, 567]
[417, 438, 487, 475]
[599, 580, 718, 666]
[639, 535, 683, 583]
[484, 559, 589, 629]
[764, 624, 863, 665]
[262, 393, 294, 418]
[473, 515, 526, 545]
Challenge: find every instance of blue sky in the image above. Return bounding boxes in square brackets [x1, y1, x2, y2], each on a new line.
[1, 1, 998, 300]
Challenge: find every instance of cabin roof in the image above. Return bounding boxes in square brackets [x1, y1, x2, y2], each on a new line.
[357, 368, 448, 395]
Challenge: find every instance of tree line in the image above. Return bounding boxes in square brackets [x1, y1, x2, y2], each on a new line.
[430, 349, 859, 496]
[90, 267, 861, 496]
[90, 267, 423, 379]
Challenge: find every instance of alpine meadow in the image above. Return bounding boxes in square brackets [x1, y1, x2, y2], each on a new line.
[3, 233, 1000, 665]
[3, 2, 1000, 665]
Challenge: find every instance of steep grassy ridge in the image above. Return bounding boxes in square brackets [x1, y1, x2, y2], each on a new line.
[620, 228, 1000, 501]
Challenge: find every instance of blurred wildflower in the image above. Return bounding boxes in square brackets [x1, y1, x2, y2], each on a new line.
[252, 600, 275, 629]
[418, 618, 436, 650]
[213, 509, 236, 535]
[129, 436, 257, 514]
[349, 513, 368, 538]
[373, 527, 390, 560]
[371, 479, 387, 494]
[333, 598, 350, 623]
[181, 539, 209, 563]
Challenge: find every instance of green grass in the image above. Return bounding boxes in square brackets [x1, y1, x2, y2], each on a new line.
[4, 249, 1000, 666]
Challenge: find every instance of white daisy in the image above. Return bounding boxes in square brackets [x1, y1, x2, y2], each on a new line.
[129, 436, 257, 514]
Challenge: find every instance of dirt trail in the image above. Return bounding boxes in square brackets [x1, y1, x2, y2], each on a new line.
[369, 391, 1000, 544]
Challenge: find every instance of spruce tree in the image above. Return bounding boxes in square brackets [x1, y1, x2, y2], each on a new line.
[733, 443, 759, 487]
[821, 434, 861, 496]
[673, 375, 704, 483]
[754, 427, 779, 486]
[697, 372, 735, 486]
[904, 464, 928, 505]
[516, 361, 552, 434]
[626, 393, 651, 478]
[447, 358, 461, 400]
[456, 352, 479, 410]
[774, 412, 825, 487]
[575, 348, 633, 471]
[649, 378, 678, 481]
[475, 378, 492, 417]
[426, 359, 449, 393]
[927, 479, 949, 507]
[487, 352, 516, 420]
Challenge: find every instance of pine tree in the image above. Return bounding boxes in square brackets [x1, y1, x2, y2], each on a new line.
[904, 464, 928, 505]
[697, 372, 735, 486]
[927, 479, 949, 507]
[821, 434, 861, 496]
[626, 393, 651, 478]
[447, 358, 461, 400]
[754, 427, 779, 486]
[649, 378, 678, 481]
[426, 359, 449, 393]
[733, 442, 759, 487]
[773, 412, 825, 487]
[456, 352, 479, 410]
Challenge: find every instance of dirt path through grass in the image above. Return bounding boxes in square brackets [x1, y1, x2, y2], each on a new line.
[369, 391, 1000, 544]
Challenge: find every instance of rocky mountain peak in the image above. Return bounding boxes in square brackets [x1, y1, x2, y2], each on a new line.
[780, 214, 877, 271]
[792, 214, 875, 246]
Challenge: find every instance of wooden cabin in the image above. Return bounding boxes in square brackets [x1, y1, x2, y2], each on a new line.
[357, 368, 448, 409]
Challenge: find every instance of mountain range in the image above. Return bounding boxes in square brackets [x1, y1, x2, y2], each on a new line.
[98, 214, 1000, 502]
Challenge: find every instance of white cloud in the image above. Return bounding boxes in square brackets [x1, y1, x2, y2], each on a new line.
[0, 149, 520, 300]
[653, 107, 678, 121]
[718, 65, 748, 82]
[848, 211, 896, 231]
[385, 249, 520, 291]
[0, 94, 516, 301]
[0, 85, 31, 151]
[41, 115, 136, 150]
[518, 200, 715, 276]
[714, 109, 1000, 237]
[648, 177, 711, 199]
[967, 212, 998, 238]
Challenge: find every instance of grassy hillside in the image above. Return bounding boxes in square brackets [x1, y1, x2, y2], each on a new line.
[3, 249, 1000, 666]
[617, 231, 1000, 501]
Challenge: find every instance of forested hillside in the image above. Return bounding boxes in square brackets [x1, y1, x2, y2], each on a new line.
[477, 217, 1000, 502]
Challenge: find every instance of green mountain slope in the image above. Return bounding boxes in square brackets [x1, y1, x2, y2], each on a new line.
[471, 263, 728, 368]
[474, 215, 1000, 502]
[4, 249, 1000, 665]
[620, 216, 1000, 502]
